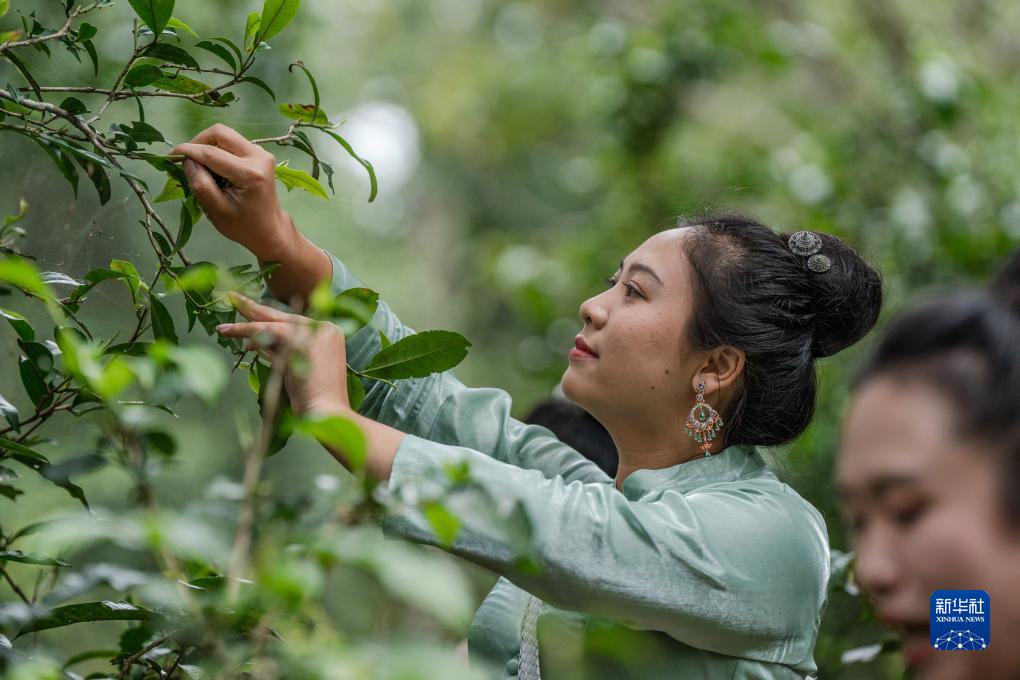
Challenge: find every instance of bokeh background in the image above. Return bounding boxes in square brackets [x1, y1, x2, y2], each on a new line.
[3, 0, 1020, 677]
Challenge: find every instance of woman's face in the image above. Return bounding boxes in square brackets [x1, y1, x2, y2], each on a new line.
[837, 376, 1020, 679]
[561, 227, 698, 428]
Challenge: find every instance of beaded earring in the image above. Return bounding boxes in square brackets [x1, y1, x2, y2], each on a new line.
[684, 382, 723, 457]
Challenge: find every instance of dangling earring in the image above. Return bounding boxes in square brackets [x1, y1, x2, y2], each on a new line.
[684, 382, 723, 457]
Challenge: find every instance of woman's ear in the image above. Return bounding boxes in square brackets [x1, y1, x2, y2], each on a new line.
[691, 346, 745, 396]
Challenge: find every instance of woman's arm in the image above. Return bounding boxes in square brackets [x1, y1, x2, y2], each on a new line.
[358, 421, 829, 666]
[173, 123, 607, 483]
[258, 250, 611, 485]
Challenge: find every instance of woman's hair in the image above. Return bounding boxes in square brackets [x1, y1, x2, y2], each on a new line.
[680, 213, 883, 446]
[524, 397, 618, 476]
[852, 254, 1020, 526]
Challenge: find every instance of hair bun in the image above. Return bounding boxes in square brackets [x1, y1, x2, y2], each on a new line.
[800, 232, 883, 358]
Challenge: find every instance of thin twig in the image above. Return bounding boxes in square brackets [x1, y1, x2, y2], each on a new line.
[225, 343, 291, 602]
[118, 633, 172, 679]
[0, 2, 102, 51]
[0, 565, 31, 605]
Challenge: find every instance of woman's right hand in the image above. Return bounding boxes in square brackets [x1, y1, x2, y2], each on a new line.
[170, 124, 296, 261]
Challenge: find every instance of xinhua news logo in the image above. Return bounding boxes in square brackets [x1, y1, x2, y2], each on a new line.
[930, 590, 990, 651]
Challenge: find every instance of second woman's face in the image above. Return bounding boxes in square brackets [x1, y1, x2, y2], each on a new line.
[560, 227, 697, 427]
[837, 376, 1020, 679]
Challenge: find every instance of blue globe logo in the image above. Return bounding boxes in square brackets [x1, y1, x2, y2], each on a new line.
[933, 629, 987, 650]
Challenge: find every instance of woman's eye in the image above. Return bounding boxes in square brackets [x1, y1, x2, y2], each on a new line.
[604, 276, 642, 299]
[891, 503, 926, 527]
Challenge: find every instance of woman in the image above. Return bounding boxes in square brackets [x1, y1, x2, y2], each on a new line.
[172, 124, 882, 679]
[837, 267, 1020, 679]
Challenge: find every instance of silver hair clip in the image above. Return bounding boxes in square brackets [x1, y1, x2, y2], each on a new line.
[787, 231, 831, 273]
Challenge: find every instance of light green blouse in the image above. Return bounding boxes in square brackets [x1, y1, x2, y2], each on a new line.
[290, 251, 830, 679]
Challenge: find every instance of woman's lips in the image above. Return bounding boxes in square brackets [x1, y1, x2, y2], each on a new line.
[570, 337, 598, 359]
[902, 633, 934, 669]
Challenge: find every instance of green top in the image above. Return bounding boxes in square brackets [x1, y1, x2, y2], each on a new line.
[277, 251, 831, 679]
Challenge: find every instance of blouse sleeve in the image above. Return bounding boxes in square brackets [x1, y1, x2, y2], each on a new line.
[260, 249, 610, 485]
[381, 435, 829, 666]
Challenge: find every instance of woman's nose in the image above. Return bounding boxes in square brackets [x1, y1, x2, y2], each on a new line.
[579, 292, 608, 329]
[852, 528, 901, 600]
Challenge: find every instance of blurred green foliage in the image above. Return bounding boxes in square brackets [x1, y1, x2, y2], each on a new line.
[3, 0, 1019, 677]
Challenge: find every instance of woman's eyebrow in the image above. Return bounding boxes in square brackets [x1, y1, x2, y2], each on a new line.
[619, 259, 664, 286]
[838, 472, 921, 504]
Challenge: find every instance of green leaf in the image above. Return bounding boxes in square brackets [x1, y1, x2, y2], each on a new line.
[17, 601, 158, 637]
[73, 153, 111, 205]
[19, 339, 53, 377]
[103, 342, 153, 356]
[292, 413, 366, 469]
[288, 60, 319, 114]
[75, 22, 98, 42]
[62, 648, 120, 669]
[4, 49, 41, 100]
[34, 453, 103, 509]
[82, 39, 99, 76]
[0, 255, 50, 298]
[0, 436, 49, 464]
[167, 345, 227, 405]
[58, 96, 87, 115]
[243, 11, 261, 52]
[19, 355, 48, 407]
[118, 120, 165, 144]
[0, 550, 71, 567]
[361, 330, 471, 381]
[0, 392, 17, 431]
[149, 296, 177, 343]
[127, 0, 175, 37]
[321, 129, 378, 202]
[110, 259, 143, 305]
[195, 40, 236, 71]
[279, 102, 327, 125]
[423, 502, 460, 546]
[151, 72, 210, 95]
[274, 160, 328, 199]
[125, 64, 163, 87]
[145, 42, 199, 69]
[346, 370, 365, 411]
[33, 140, 79, 197]
[3, 196, 28, 228]
[210, 36, 243, 65]
[379, 329, 391, 349]
[258, 0, 300, 43]
[166, 16, 198, 39]
[153, 175, 184, 203]
[311, 286, 378, 334]
[0, 0, 9, 20]
[68, 267, 132, 304]
[239, 75, 275, 101]
[0, 307, 33, 341]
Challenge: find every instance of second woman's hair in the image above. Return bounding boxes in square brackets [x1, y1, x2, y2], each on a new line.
[852, 257, 1020, 526]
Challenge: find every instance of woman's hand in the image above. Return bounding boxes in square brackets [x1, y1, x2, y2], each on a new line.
[170, 124, 296, 262]
[215, 293, 351, 417]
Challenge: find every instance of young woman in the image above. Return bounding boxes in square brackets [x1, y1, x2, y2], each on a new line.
[172, 124, 882, 679]
[837, 271, 1020, 679]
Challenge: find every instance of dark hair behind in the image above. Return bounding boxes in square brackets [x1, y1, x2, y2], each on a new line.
[852, 286, 1020, 526]
[524, 398, 618, 476]
[682, 214, 883, 446]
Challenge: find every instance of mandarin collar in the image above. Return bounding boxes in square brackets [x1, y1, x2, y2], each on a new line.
[619, 444, 766, 501]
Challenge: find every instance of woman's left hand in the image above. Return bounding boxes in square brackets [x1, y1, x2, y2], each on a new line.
[215, 293, 351, 417]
